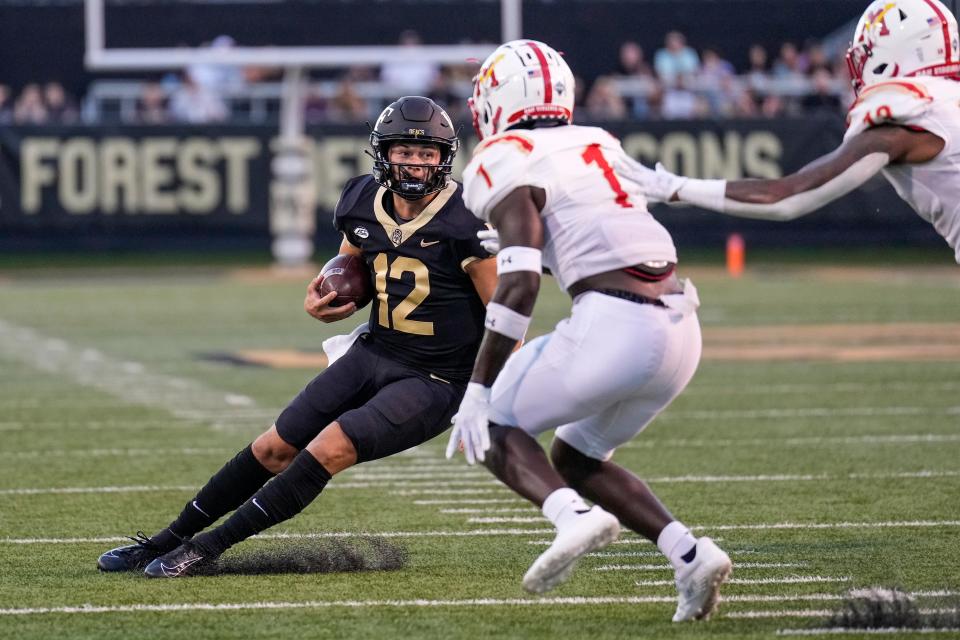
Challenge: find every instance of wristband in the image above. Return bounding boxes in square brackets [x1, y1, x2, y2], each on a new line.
[497, 246, 542, 275]
[676, 179, 727, 212]
[484, 302, 531, 341]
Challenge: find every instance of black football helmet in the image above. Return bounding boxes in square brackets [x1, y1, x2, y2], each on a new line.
[369, 96, 459, 200]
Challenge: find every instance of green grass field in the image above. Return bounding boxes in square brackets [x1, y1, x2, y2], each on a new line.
[1, 252, 958, 639]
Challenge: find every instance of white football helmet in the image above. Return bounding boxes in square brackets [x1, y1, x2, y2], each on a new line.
[846, 0, 960, 92]
[469, 40, 576, 140]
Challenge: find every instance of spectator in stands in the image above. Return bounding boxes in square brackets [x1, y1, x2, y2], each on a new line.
[584, 76, 628, 120]
[13, 83, 48, 124]
[661, 77, 708, 119]
[745, 44, 771, 91]
[43, 82, 79, 124]
[380, 30, 439, 95]
[653, 31, 700, 87]
[188, 35, 246, 94]
[615, 40, 657, 119]
[0, 85, 13, 124]
[697, 48, 736, 116]
[772, 42, 803, 78]
[170, 70, 228, 123]
[804, 43, 832, 76]
[138, 81, 170, 124]
[326, 77, 369, 123]
[618, 41, 654, 78]
[429, 65, 472, 123]
[800, 68, 842, 113]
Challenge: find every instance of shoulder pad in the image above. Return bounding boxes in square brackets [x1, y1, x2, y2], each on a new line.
[845, 80, 934, 138]
[333, 175, 377, 223]
[463, 133, 536, 222]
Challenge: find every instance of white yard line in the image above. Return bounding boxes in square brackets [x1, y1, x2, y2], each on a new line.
[0, 319, 272, 430]
[439, 508, 537, 514]
[596, 562, 806, 571]
[6, 435, 960, 457]
[658, 406, 949, 421]
[778, 627, 960, 636]
[620, 433, 960, 450]
[687, 380, 960, 396]
[1, 529, 557, 544]
[412, 499, 526, 506]
[2, 593, 955, 618]
[13, 517, 960, 544]
[635, 576, 850, 587]
[735, 607, 960, 620]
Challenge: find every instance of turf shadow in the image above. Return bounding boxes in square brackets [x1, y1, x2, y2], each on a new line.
[195, 537, 408, 576]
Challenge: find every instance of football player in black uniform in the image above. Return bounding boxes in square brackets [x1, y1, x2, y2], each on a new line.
[97, 96, 497, 577]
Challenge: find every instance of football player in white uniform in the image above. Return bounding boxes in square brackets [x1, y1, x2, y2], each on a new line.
[445, 40, 732, 622]
[623, 0, 960, 263]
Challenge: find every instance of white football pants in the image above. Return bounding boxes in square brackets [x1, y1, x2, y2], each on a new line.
[488, 280, 702, 461]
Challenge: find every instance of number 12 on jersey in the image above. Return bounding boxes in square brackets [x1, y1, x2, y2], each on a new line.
[581, 143, 634, 209]
[373, 253, 435, 336]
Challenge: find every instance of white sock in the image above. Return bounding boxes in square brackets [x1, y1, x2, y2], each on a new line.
[542, 487, 590, 531]
[657, 520, 698, 570]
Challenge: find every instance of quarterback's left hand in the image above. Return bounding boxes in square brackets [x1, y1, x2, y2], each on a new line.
[445, 383, 492, 465]
[477, 228, 501, 255]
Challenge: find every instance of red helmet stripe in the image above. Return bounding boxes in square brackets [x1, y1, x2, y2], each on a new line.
[526, 41, 553, 103]
[922, 0, 953, 64]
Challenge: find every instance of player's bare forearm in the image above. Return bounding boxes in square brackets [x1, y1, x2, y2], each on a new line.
[724, 125, 936, 204]
[470, 271, 539, 386]
[469, 186, 545, 387]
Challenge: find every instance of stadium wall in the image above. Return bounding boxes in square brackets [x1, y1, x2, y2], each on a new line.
[0, 118, 942, 253]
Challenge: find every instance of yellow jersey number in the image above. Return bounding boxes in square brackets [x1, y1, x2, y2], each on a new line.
[372, 253, 434, 336]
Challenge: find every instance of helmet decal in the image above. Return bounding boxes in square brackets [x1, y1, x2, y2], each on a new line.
[470, 40, 576, 140]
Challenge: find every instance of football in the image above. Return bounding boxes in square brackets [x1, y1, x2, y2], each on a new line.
[317, 254, 373, 309]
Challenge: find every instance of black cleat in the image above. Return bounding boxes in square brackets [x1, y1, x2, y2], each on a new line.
[144, 541, 217, 578]
[98, 532, 166, 572]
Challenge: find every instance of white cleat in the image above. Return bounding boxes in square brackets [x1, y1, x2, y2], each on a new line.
[672, 537, 733, 622]
[522, 506, 620, 594]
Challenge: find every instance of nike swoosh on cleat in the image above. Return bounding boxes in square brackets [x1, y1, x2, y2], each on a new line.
[160, 556, 203, 577]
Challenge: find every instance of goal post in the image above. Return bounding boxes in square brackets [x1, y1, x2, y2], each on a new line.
[83, 0, 515, 264]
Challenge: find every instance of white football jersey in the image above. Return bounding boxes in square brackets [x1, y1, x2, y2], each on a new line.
[463, 126, 678, 290]
[844, 77, 960, 262]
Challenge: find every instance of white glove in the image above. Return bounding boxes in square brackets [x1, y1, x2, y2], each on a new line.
[477, 228, 500, 255]
[615, 156, 688, 204]
[445, 382, 492, 464]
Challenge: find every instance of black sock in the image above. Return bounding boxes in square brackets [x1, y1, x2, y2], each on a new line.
[193, 451, 332, 556]
[151, 444, 275, 551]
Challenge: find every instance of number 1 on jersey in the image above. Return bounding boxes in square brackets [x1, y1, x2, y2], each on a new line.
[581, 143, 634, 209]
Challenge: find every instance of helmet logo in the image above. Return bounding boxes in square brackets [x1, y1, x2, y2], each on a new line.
[407, 128, 426, 136]
[863, 3, 895, 40]
[374, 107, 394, 128]
[354, 226, 369, 239]
[555, 80, 566, 95]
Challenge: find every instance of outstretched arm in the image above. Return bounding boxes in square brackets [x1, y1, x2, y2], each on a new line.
[623, 125, 943, 221]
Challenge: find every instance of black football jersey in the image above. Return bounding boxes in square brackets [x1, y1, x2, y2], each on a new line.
[333, 175, 491, 382]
